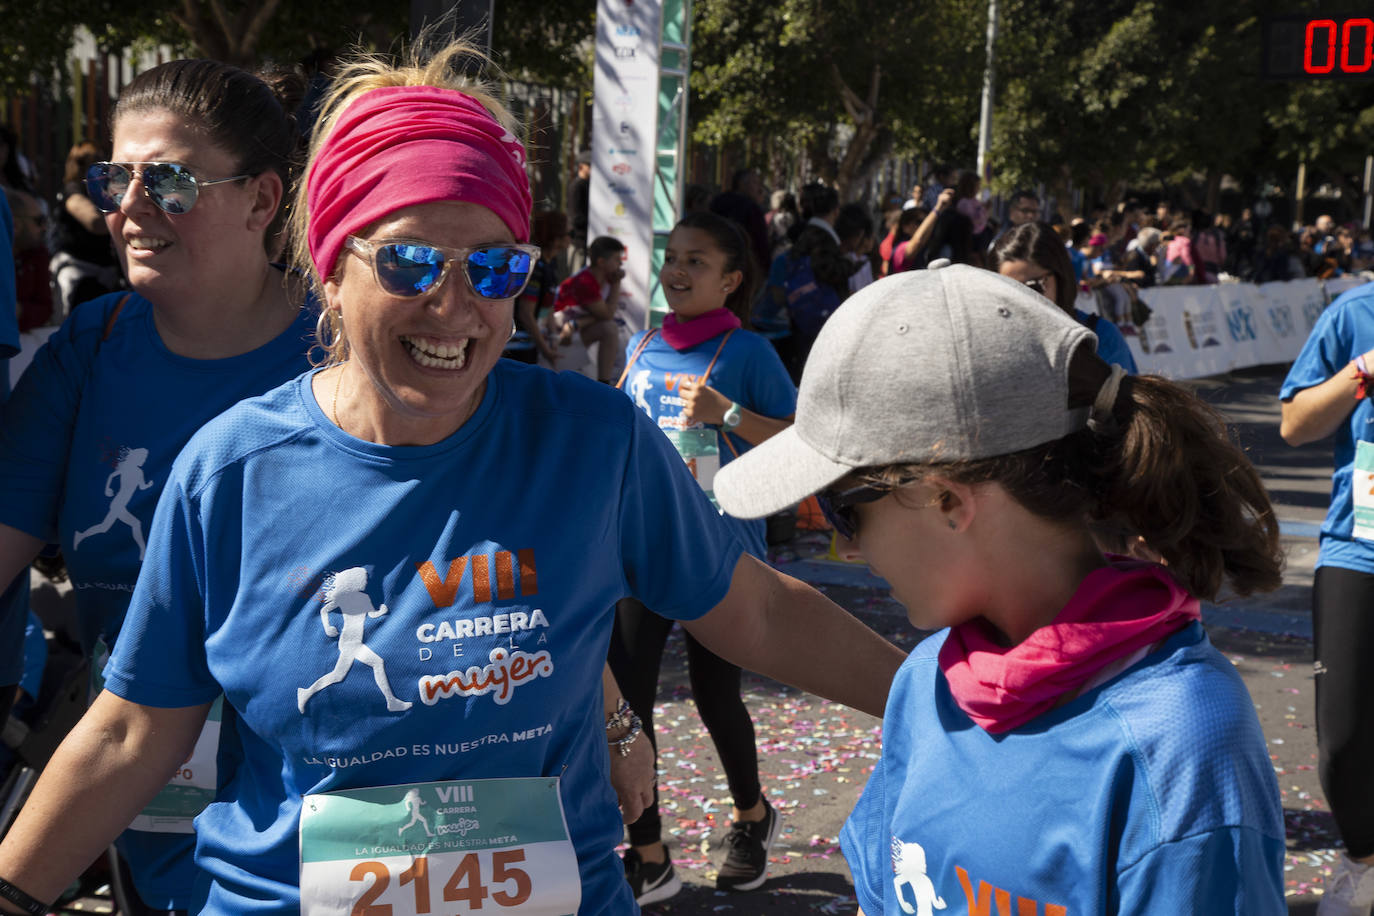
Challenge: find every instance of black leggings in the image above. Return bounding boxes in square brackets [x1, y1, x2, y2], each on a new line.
[1314, 565, 1374, 859]
[607, 597, 761, 848]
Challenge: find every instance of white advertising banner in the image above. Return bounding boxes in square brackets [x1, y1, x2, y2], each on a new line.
[1078, 276, 1348, 380]
[588, 0, 662, 335]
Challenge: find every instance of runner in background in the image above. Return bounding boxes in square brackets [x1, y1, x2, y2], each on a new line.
[716, 265, 1286, 914]
[0, 38, 904, 916]
[1280, 279, 1374, 915]
[610, 211, 795, 903]
[0, 59, 312, 915]
[989, 220, 1138, 372]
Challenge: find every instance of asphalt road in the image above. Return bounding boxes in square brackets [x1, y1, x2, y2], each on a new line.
[637, 363, 1339, 915]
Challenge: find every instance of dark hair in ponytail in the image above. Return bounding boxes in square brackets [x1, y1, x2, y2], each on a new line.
[863, 346, 1282, 600]
[674, 210, 758, 326]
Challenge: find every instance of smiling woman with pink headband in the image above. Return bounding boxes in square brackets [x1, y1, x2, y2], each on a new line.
[0, 40, 905, 916]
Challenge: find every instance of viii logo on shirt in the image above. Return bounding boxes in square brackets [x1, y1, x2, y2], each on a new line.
[300, 777, 580, 916]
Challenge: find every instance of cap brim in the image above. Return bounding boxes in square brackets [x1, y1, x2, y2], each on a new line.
[714, 426, 856, 519]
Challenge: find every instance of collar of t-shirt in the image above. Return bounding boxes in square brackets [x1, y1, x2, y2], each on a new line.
[808, 216, 840, 244]
[936, 560, 1199, 734]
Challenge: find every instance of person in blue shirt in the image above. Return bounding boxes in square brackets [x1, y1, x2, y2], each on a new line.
[0, 39, 905, 916]
[1280, 281, 1374, 915]
[715, 265, 1287, 915]
[990, 219, 1139, 373]
[0, 59, 311, 914]
[611, 212, 796, 902]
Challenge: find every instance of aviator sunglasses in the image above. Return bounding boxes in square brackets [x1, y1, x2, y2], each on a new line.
[345, 236, 540, 301]
[86, 161, 250, 215]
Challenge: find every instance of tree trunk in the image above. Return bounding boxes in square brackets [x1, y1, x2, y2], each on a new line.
[172, 0, 285, 66]
[830, 60, 882, 201]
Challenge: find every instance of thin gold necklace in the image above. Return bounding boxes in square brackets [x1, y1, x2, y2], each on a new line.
[330, 366, 344, 430]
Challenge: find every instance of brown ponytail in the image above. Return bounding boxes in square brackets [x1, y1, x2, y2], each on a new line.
[859, 346, 1283, 601]
[1090, 370, 1282, 599]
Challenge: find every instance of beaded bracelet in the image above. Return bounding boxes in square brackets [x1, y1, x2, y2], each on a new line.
[605, 697, 635, 734]
[608, 712, 643, 757]
[0, 876, 49, 916]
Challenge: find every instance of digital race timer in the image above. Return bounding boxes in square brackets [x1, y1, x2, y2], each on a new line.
[1263, 15, 1374, 78]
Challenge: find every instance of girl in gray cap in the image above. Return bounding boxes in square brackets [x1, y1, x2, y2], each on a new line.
[715, 264, 1286, 914]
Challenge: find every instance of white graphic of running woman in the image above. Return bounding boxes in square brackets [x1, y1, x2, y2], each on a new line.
[297, 567, 412, 713]
[398, 788, 434, 838]
[892, 836, 945, 916]
[72, 446, 155, 560]
[628, 369, 652, 414]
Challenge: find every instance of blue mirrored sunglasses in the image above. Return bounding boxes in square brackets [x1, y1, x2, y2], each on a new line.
[345, 236, 540, 301]
[86, 161, 249, 215]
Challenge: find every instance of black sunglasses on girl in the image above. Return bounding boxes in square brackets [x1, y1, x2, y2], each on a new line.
[815, 481, 895, 541]
[345, 236, 540, 301]
[86, 162, 250, 215]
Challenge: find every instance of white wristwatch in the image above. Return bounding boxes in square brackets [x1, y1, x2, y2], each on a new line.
[722, 401, 743, 429]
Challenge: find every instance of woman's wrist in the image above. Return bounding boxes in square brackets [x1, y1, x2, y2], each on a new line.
[605, 697, 642, 756]
[0, 876, 50, 916]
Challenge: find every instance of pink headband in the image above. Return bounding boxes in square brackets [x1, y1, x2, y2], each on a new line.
[306, 85, 532, 281]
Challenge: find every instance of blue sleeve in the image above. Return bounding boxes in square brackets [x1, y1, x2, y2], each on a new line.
[1114, 827, 1286, 915]
[1281, 298, 1356, 400]
[616, 403, 744, 620]
[102, 471, 219, 708]
[1093, 319, 1139, 373]
[0, 295, 122, 541]
[840, 757, 889, 915]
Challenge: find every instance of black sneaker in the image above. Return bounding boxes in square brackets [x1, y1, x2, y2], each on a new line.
[715, 796, 782, 891]
[623, 847, 681, 905]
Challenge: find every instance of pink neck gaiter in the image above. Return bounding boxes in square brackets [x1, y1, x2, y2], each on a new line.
[306, 85, 532, 282]
[659, 308, 741, 351]
[937, 561, 1199, 734]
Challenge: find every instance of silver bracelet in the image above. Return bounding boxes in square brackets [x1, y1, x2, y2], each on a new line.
[606, 697, 635, 733]
[607, 702, 643, 758]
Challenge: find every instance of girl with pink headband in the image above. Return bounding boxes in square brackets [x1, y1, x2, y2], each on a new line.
[0, 40, 906, 916]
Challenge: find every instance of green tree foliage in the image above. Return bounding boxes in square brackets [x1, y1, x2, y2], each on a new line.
[990, 0, 1374, 207]
[690, 0, 984, 198]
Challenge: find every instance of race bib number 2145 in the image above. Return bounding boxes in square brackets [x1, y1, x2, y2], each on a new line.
[299, 777, 579, 916]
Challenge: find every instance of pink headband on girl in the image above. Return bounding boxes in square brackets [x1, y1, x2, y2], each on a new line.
[306, 85, 532, 281]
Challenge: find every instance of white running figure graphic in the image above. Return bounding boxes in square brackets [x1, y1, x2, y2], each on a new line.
[398, 788, 434, 838]
[628, 369, 652, 414]
[297, 567, 412, 713]
[892, 837, 945, 916]
[72, 446, 155, 560]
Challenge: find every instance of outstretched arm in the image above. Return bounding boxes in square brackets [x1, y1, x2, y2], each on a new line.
[0, 692, 211, 909]
[683, 553, 905, 717]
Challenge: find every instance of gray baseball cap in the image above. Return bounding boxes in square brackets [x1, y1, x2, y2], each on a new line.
[714, 264, 1099, 519]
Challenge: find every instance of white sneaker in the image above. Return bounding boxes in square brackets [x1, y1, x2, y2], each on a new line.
[1319, 854, 1374, 916]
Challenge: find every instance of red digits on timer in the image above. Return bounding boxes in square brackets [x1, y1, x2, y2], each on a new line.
[1306, 17, 1374, 75]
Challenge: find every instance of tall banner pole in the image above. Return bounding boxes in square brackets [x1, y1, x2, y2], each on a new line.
[590, 0, 691, 332]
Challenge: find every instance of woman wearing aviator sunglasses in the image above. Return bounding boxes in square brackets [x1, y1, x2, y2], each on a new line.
[0, 60, 313, 915]
[714, 265, 1286, 914]
[0, 39, 905, 916]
